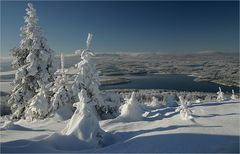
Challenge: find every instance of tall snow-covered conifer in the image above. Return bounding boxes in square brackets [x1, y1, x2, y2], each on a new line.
[8, 3, 57, 119]
[72, 33, 103, 116]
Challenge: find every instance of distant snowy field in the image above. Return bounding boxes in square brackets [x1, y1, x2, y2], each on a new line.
[1, 100, 239, 153]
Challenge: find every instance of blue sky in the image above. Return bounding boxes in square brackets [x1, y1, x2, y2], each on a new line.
[1, 1, 239, 56]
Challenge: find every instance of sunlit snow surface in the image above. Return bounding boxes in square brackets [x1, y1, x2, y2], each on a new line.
[1, 100, 239, 153]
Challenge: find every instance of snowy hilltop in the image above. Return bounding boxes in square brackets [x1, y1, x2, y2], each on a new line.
[0, 3, 239, 154]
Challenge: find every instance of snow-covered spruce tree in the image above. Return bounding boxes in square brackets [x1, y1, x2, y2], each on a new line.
[217, 87, 225, 102]
[175, 96, 193, 120]
[49, 53, 71, 113]
[62, 89, 105, 147]
[71, 33, 104, 117]
[8, 3, 57, 119]
[118, 92, 143, 121]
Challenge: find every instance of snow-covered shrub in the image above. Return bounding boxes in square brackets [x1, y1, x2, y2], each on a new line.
[71, 33, 105, 117]
[118, 92, 143, 121]
[8, 3, 57, 120]
[217, 87, 225, 102]
[175, 96, 193, 120]
[25, 86, 49, 120]
[62, 89, 105, 147]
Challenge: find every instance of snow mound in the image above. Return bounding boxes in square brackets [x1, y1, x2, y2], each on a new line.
[117, 92, 144, 122]
[0, 120, 32, 131]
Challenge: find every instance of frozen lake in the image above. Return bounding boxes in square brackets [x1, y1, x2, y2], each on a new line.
[101, 74, 239, 93]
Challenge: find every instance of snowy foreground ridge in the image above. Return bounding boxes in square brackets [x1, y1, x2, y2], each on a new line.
[1, 100, 239, 153]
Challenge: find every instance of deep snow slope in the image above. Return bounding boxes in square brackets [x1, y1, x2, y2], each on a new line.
[1, 100, 239, 153]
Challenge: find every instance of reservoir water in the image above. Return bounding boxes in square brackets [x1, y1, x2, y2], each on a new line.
[101, 74, 239, 93]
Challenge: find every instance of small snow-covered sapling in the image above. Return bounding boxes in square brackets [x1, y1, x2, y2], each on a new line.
[175, 96, 193, 120]
[231, 89, 236, 100]
[217, 87, 225, 102]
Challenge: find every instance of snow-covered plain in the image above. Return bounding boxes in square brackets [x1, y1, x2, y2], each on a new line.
[1, 99, 239, 153]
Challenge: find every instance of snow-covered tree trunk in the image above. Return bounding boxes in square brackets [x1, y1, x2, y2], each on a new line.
[8, 3, 57, 120]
